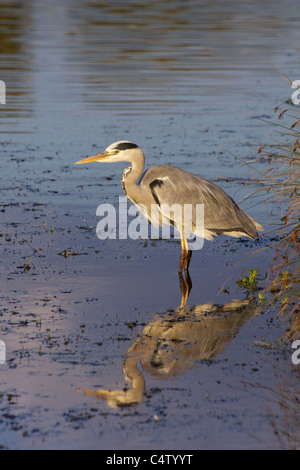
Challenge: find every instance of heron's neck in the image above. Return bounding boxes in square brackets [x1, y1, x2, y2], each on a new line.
[121, 154, 145, 204]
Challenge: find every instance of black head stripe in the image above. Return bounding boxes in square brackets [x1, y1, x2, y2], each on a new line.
[115, 142, 138, 151]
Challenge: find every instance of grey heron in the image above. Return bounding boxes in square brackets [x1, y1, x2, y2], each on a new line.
[75, 140, 263, 273]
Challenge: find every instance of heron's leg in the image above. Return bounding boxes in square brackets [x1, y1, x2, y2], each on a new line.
[185, 256, 192, 293]
[185, 249, 192, 273]
[178, 252, 186, 273]
[178, 268, 192, 308]
[178, 235, 191, 273]
[178, 236, 189, 273]
[178, 271, 188, 307]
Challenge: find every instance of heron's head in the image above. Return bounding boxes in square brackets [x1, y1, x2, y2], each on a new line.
[75, 140, 144, 165]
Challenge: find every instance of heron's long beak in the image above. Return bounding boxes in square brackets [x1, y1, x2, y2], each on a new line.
[75, 151, 109, 165]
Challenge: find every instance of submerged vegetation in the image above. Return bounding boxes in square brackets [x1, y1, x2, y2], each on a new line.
[255, 91, 300, 340]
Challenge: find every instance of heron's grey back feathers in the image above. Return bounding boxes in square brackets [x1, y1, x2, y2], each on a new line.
[139, 164, 263, 240]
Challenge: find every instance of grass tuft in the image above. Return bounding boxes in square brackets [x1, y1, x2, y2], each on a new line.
[255, 100, 300, 341]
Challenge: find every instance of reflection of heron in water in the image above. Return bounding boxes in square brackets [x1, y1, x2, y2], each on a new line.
[78, 297, 258, 408]
[75, 141, 263, 273]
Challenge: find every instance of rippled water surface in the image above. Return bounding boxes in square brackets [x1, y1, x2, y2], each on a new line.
[0, 0, 299, 450]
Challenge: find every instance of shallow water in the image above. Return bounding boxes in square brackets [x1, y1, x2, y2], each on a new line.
[0, 0, 299, 450]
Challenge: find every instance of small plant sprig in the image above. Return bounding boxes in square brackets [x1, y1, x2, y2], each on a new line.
[237, 269, 259, 291]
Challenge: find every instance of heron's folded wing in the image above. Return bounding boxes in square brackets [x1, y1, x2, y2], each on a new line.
[141, 165, 259, 238]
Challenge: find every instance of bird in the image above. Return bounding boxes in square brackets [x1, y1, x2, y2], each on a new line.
[75, 140, 263, 273]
